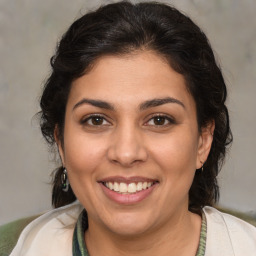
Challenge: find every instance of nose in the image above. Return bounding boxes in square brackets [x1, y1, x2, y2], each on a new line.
[107, 124, 148, 167]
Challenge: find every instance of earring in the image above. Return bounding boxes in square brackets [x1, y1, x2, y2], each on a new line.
[200, 161, 204, 172]
[61, 168, 69, 192]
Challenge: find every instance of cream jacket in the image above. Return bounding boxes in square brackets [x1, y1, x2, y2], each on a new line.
[9, 203, 256, 256]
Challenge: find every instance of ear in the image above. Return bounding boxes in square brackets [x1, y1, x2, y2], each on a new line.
[196, 120, 215, 169]
[54, 125, 65, 166]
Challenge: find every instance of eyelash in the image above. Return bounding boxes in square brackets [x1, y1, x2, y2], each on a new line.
[80, 113, 175, 128]
[145, 114, 176, 127]
[80, 114, 111, 126]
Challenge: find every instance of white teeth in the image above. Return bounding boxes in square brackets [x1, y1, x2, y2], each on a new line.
[114, 182, 119, 192]
[137, 182, 143, 191]
[128, 183, 137, 193]
[104, 181, 155, 194]
[147, 182, 152, 188]
[109, 182, 113, 190]
[119, 183, 128, 193]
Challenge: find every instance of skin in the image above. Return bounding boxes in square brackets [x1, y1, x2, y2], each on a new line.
[56, 51, 214, 256]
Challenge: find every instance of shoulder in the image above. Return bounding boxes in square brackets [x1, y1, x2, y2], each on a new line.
[204, 206, 256, 234]
[1, 202, 83, 256]
[203, 206, 256, 255]
[0, 215, 39, 256]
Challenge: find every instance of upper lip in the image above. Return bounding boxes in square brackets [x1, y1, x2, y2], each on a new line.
[98, 176, 158, 184]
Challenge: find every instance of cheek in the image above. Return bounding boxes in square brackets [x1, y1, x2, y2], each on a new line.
[150, 132, 199, 172]
[149, 131, 199, 200]
[63, 132, 107, 208]
[63, 129, 107, 177]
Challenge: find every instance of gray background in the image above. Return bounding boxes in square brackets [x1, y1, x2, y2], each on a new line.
[0, 0, 256, 225]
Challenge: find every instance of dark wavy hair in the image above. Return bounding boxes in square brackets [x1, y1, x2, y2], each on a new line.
[39, 1, 232, 214]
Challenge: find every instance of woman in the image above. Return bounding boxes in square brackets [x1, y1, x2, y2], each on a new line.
[2, 1, 256, 255]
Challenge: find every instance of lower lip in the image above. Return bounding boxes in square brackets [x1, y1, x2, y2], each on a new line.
[99, 183, 157, 205]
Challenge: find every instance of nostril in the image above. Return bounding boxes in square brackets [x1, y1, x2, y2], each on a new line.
[106, 131, 148, 166]
[107, 147, 148, 167]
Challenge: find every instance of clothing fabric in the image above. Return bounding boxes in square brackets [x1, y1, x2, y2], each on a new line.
[5, 202, 256, 256]
[73, 209, 88, 256]
[0, 215, 40, 256]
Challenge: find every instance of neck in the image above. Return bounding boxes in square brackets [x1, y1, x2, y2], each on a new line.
[85, 210, 201, 256]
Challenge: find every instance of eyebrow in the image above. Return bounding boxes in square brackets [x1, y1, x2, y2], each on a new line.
[139, 97, 185, 110]
[73, 99, 114, 111]
[73, 97, 185, 111]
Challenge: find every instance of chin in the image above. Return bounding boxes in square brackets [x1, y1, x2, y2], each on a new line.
[103, 212, 154, 237]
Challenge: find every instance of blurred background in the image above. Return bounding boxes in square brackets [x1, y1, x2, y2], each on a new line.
[0, 0, 256, 225]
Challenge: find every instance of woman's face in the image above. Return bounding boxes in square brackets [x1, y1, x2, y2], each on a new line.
[58, 51, 213, 236]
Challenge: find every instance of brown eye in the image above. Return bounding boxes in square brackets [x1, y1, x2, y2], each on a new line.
[81, 115, 110, 126]
[153, 116, 166, 125]
[146, 115, 175, 127]
[91, 116, 104, 125]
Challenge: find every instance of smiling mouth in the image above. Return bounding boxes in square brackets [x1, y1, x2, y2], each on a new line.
[102, 181, 158, 194]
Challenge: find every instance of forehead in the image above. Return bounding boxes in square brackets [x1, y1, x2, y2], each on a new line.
[68, 51, 195, 111]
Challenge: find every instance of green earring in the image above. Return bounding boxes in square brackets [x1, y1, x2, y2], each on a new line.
[61, 168, 69, 192]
